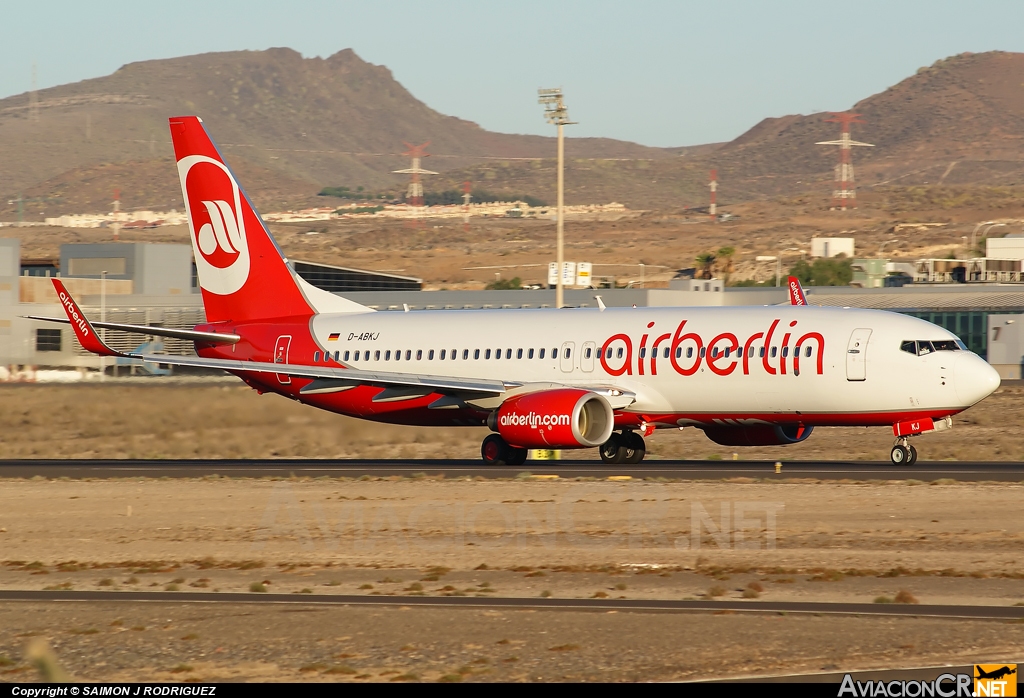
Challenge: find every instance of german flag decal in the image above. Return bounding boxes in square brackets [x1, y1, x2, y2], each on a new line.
[328, 333, 341, 341]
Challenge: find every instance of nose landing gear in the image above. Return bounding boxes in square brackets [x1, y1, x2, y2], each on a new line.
[599, 430, 646, 464]
[890, 438, 919, 466]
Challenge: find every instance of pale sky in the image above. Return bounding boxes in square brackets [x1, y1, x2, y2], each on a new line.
[4, 0, 1024, 147]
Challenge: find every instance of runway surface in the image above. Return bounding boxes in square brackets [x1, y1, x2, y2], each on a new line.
[1, 590, 1021, 621]
[1, 458, 1023, 480]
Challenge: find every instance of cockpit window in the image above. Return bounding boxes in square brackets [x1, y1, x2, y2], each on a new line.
[901, 339, 962, 356]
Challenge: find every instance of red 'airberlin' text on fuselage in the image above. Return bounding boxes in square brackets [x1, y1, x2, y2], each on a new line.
[599, 319, 824, 377]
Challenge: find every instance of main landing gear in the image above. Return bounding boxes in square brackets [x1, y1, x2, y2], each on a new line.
[599, 430, 646, 465]
[890, 438, 919, 466]
[481, 434, 528, 466]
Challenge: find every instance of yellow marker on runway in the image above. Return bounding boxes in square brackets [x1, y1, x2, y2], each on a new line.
[607, 475, 632, 481]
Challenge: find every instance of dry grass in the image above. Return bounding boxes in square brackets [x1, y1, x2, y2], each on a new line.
[1, 383, 1021, 461]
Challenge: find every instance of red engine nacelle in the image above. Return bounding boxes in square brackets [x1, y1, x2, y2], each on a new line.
[488, 389, 614, 449]
[702, 424, 813, 447]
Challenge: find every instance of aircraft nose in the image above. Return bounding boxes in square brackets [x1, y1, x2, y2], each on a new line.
[953, 353, 1000, 406]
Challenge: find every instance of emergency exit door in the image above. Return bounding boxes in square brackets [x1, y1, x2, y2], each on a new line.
[846, 328, 871, 381]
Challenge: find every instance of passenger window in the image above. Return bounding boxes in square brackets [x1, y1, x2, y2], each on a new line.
[616, 347, 624, 359]
[529, 348, 535, 359]
[685, 347, 691, 359]
[374, 350, 381, 361]
[551, 348, 557, 358]
[748, 345, 755, 358]
[314, 351, 321, 362]
[606, 347, 613, 359]
[385, 350, 391, 361]
[804, 346, 812, 357]
[782, 347, 788, 358]
[584, 347, 591, 359]
[394, 350, 401, 361]
[724, 347, 731, 358]
[540, 348, 546, 359]
[474, 349, 480, 359]
[711, 348, 718, 359]
[486, 349, 492, 359]
[699, 347, 706, 358]
[416, 349, 422, 360]
[506, 348, 512, 359]
[770, 347, 777, 358]
[663, 347, 669, 359]
[343, 351, 350, 361]
[440, 349, 446, 360]
[639, 347, 647, 359]
[496, 348, 501, 360]
[406, 350, 412, 361]
[517, 348, 523, 359]
[563, 348, 570, 359]
[428, 350, 434, 360]
[759, 347, 765, 358]
[452, 349, 457, 360]
[463, 349, 469, 360]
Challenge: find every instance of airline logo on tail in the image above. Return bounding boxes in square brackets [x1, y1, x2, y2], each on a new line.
[177, 155, 250, 295]
[787, 276, 808, 306]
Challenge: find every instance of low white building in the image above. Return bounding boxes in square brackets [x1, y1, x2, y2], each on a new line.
[811, 237, 855, 258]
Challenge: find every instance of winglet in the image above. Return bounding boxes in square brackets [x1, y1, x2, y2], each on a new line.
[50, 279, 122, 357]
[786, 276, 808, 306]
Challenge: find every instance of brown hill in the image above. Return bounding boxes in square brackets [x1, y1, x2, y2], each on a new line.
[434, 51, 1024, 209]
[0, 48, 675, 217]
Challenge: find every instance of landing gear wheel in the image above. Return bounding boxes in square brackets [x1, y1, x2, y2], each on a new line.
[906, 445, 918, 466]
[481, 434, 511, 465]
[623, 431, 646, 464]
[506, 446, 528, 466]
[890, 444, 910, 465]
[599, 433, 626, 464]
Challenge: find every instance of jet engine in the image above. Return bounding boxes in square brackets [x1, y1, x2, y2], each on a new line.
[487, 389, 614, 449]
[701, 424, 813, 447]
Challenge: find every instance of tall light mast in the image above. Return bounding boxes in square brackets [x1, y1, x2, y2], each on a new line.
[538, 88, 576, 309]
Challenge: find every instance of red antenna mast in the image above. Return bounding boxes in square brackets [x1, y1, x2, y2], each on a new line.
[816, 112, 874, 210]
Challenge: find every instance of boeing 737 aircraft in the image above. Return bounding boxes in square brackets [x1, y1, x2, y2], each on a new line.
[36, 116, 1001, 466]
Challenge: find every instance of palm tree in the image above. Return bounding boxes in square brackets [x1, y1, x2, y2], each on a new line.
[696, 252, 716, 280]
[717, 246, 736, 279]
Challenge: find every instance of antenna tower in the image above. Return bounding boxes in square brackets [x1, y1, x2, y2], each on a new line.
[393, 141, 437, 208]
[111, 189, 121, 241]
[709, 169, 718, 222]
[461, 180, 472, 232]
[816, 112, 874, 210]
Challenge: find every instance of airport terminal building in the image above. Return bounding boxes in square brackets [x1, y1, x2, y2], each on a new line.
[3, 240, 1024, 379]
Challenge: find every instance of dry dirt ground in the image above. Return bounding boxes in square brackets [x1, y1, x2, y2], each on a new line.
[0, 476, 1022, 682]
[6, 189, 1020, 290]
[0, 382, 1020, 462]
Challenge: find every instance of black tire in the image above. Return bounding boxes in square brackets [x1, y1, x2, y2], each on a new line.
[506, 446, 528, 466]
[599, 434, 626, 464]
[906, 444, 918, 466]
[482, 434, 510, 465]
[623, 431, 646, 464]
[890, 444, 909, 465]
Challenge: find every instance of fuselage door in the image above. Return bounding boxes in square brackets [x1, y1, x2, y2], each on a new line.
[580, 341, 596, 372]
[846, 328, 871, 381]
[274, 334, 292, 384]
[560, 341, 575, 373]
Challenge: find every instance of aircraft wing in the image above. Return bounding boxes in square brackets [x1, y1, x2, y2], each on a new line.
[24, 315, 240, 345]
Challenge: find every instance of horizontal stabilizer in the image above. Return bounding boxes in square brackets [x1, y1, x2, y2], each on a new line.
[23, 316, 240, 345]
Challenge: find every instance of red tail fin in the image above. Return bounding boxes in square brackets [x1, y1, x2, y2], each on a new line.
[170, 116, 317, 323]
[787, 276, 808, 306]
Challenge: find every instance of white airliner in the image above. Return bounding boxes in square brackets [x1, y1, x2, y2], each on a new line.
[37, 116, 1001, 466]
